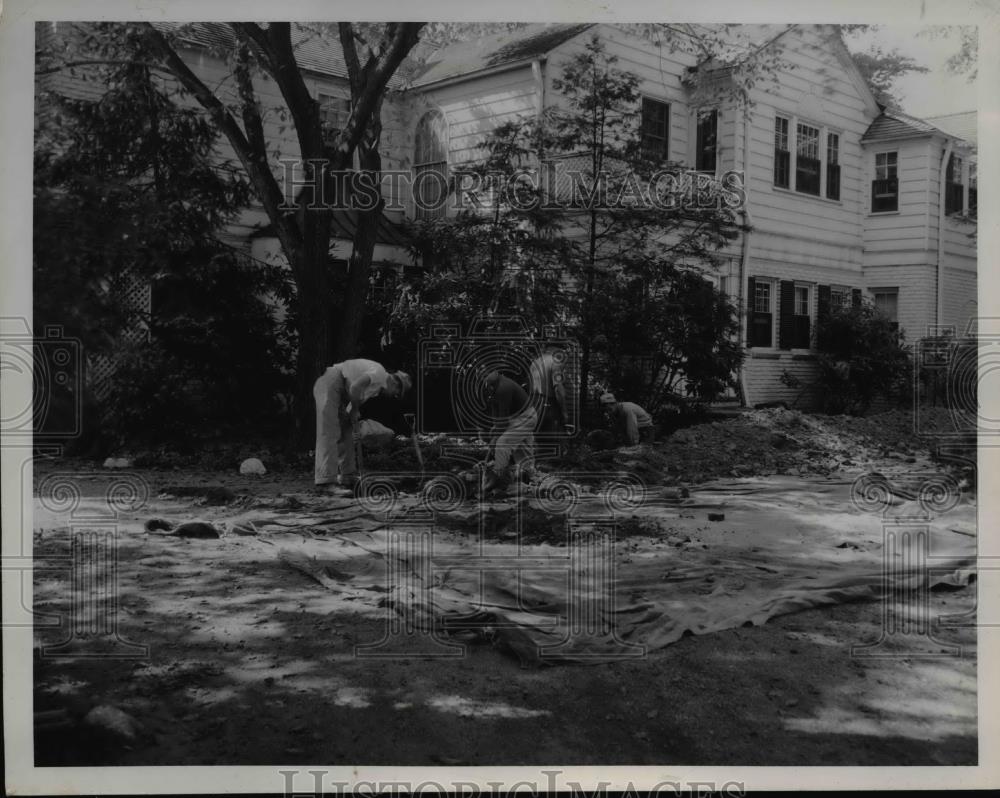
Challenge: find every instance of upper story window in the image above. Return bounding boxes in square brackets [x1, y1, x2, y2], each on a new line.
[413, 109, 449, 221]
[826, 133, 840, 201]
[795, 123, 821, 195]
[872, 151, 899, 213]
[774, 114, 840, 199]
[774, 117, 790, 188]
[945, 153, 964, 215]
[640, 98, 670, 162]
[696, 109, 718, 173]
[318, 93, 351, 147]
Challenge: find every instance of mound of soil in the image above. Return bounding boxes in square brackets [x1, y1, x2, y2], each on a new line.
[557, 406, 970, 486]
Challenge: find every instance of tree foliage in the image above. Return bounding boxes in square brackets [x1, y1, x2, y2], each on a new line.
[378, 34, 743, 425]
[34, 44, 293, 451]
[813, 303, 912, 416]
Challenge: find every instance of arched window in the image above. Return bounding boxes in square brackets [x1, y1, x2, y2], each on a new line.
[413, 109, 448, 220]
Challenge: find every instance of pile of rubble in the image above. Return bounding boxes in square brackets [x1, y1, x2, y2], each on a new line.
[558, 406, 966, 485]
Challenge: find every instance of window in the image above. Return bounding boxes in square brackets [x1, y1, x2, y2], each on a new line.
[969, 161, 978, 214]
[873, 288, 899, 332]
[749, 278, 774, 348]
[830, 286, 850, 310]
[795, 123, 821, 195]
[792, 284, 811, 348]
[641, 98, 670, 161]
[696, 109, 718, 173]
[826, 132, 840, 201]
[318, 93, 351, 146]
[413, 109, 449, 221]
[872, 151, 899, 212]
[945, 153, 964, 215]
[774, 116, 790, 189]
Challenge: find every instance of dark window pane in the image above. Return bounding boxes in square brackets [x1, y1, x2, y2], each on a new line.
[696, 109, 717, 172]
[872, 177, 899, 212]
[796, 156, 821, 195]
[751, 313, 772, 348]
[641, 98, 670, 160]
[826, 163, 841, 200]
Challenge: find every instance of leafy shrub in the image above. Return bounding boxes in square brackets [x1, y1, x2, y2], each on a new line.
[814, 303, 913, 415]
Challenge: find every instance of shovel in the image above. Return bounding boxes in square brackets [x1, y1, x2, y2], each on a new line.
[403, 412, 426, 483]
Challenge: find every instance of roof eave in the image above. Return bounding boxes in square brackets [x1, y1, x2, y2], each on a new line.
[408, 57, 541, 92]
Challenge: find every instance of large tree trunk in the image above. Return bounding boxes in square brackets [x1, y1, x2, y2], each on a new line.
[332, 119, 384, 362]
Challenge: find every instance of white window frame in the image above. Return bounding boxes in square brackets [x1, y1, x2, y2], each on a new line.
[694, 107, 719, 176]
[640, 96, 671, 162]
[792, 281, 815, 351]
[751, 276, 778, 350]
[830, 284, 851, 311]
[773, 110, 842, 203]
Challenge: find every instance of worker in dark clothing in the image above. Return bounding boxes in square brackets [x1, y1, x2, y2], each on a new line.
[600, 392, 655, 446]
[483, 369, 537, 491]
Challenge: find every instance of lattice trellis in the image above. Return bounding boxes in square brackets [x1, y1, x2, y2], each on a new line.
[87, 270, 151, 400]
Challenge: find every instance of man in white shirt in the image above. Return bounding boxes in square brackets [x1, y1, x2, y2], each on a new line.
[314, 359, 411, 489]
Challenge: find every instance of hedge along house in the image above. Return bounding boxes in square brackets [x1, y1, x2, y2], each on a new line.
[399, 23, 978, 407]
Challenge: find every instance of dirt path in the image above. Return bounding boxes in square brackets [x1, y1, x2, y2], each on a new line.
[31, 459, 977, 767]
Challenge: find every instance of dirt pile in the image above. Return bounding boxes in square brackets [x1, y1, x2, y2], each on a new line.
[555, 406, 967, 486]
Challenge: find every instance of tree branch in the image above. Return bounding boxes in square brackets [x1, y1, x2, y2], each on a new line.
[138, 22, 302, 258]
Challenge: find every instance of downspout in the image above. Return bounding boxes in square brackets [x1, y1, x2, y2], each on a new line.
[532, 59, 545, 119]
[738, 100, 754, 407]
[936, 138, 953, 329]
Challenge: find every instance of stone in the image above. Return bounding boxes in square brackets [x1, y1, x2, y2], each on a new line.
[83, 705, 141, 742]
[239, 457, 267, 475]
[358, 419, 395, 448]
[708, 512, 725, 522]
[103, 457, 133, 469]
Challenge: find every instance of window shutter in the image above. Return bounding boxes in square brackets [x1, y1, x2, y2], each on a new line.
[778, 280, 795, 350]
[852, 288, 863, 308]
[817, 284, 831, 323]
[746, 276, 756, 348]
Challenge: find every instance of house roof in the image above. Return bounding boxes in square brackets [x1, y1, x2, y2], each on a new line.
[157, 22, 402, 88]
[409, 23, 595, 88]
[861, 109, 943, 142]
[924, 111, 977, 147]
[863, 108, 978, 148]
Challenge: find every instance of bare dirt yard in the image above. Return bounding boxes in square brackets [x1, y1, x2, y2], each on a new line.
[31, 408, 978, 767]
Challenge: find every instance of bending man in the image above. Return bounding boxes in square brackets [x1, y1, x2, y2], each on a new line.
[314, 359, 411, 489]
[483, 369, 537, 492]
[528, 346, 574, 435]
[599, 392, 655, 446]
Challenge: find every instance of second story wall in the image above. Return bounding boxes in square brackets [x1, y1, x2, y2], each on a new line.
[743, 26, 878, 270]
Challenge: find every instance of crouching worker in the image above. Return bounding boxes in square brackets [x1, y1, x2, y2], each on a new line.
[483, 369, 537, 492]
[314, 359, 411, 490]
[600, 392, 655, 446]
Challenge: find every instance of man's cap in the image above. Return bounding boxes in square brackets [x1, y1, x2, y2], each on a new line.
[394, 371, 413, 396]
[599, 392, 616, 405]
